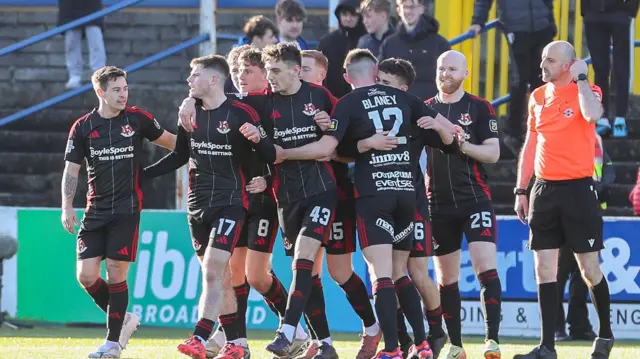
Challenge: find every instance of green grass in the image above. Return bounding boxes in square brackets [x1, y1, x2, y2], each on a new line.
[0, 326, 638, 358]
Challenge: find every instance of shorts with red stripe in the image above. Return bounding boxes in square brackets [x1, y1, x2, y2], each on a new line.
[325, 184, 357, 255]
[410, 190, 433, 257]
[242, 200, 279, 253]
[187, 205, 246, 257]
[77, 212, 140, 262]
[355, 194, 415, 251]
[430, 199, 497, 257]
[277, 190, 337, 257]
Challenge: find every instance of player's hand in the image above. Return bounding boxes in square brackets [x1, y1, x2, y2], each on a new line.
[453, 125, 467, 145]
[366, 131, 398, 151]
[178, 97, 197, 132]
[570, 59, 589, 80]
[417, 116, 446, 132]
[274, 145, 286, 164]
[246, 176, 267, 193]
[240, 123, 260, 143]
[314, 111, 331, 131]
[468, 24, 482, 36]
[514, 194, 529, 225]
[61, 206, 79, 234]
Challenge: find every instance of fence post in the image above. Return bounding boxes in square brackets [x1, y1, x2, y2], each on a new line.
[329, 0, 339, 31]
[200, 0, 216, 56]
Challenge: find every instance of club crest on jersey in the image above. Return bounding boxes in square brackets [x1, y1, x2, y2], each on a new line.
[563, 108, 575, 118]
[121, 125, 135, 138]
[217, 120, 231, 134]
[302, 103, 317, 116]
[458, 113, 472, 126]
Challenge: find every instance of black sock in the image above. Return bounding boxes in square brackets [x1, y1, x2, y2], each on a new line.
[233, 280, 250, 339]
[374, 278, 398, 352]
[194, 318, 216, 341]
[303, 275, 331, 340]
[424, 306, 445, 338]
[395, 276, 427, 344]
[478, 269, 502, 343]
[219, 313, 239, 341]
[304, 315, 318, 340]
[340, 272, 377, 328]
[106, 281, 128, 342]
[83, 278, 109, 312]
[538, 282, 558, 351]
[262, 271, 288, 318]
[283, 259, 314, 327]
[589, 277, 613, 339]
[439, 282, 462, 347]
[397, 307, 412, 347]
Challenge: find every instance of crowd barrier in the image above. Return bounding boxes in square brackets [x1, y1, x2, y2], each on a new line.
[1, 207, 638, 338]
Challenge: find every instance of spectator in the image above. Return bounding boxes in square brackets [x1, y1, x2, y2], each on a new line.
[358, 0, 395, 57]
[317, 0, 366, 98]
[57, 0, 106, 89]
[236, 15, 279, 49]
[629, 167, 640, 215]
[275, 0, 310, 50]
[379, 0, 450, 100]
[583, 0, 639, 138]
[468, 0, 556, 155]
[555, 133, 613, 342]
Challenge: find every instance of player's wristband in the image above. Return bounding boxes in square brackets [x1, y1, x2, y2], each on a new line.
[513, 188, 526, 196]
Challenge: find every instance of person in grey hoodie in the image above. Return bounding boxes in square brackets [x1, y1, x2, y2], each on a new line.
[468, 0, 556, 155]
[379, 0, 451, 100]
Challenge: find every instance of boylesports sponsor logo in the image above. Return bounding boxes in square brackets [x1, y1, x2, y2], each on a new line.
[273, 125, 317, 142]
[191, 139, 232, 156]
[90, 146, 135, 161]
[372, 171, 413, 191]
[369, 151, 410, 167]
[394, 222, 414, 243]
[375, 218, 394, 237]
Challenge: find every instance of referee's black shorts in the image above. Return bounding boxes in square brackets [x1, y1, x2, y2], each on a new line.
[528, 177, 603, 253]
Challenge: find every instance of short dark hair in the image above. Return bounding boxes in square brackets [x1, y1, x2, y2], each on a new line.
[262, 42, 301, 67]
[238, 48, 265, 71]
[301, 50, 328, 71]
[226, 44, 252, 69]
[378, 58, 416, 86]
[190, 54, 230, 79]
[275, 0, 307, 21]
[243, 15, 278, 41]
[92, 66, 127, 91]
[343, 48, 378, 69]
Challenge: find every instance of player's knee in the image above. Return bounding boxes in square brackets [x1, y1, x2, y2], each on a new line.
[580, 265, 603, 287]
[77, 271, 99, 288]
[328, 263, 351, 285]
[203, 259, 227, 284]
[535, 259, 557, 284]
[294, 236, 321, 261]
[246, 268, 271, 293]
[407, 259, 427, 280]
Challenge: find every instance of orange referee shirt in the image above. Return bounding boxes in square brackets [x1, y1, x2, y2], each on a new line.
[527, 81, 603, 181]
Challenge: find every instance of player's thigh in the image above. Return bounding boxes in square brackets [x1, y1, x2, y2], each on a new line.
[430, 211, 465, 257]
[188, 212, 212, 257]
[392, 249, 411, 281]
[561, 179, 604, 254]
[105, 213, 141, 262]
[355, 196, 397, 249]
[391, 194, 416, 253]
[299, 190, 337, 245]
[410, 194, 433, 258]
[76, 213, 108, 262]
[462, 201, 498, 273]
[528, 180, 565, 251]
[325, 197, 357, 255]
[206, 206, 246, 254]
[247, 202, 279, 254]
[278, 201, 303, 257]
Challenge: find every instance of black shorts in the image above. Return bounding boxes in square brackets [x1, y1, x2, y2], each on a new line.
[356, 194, 416, 251]
[528, 177, 603, 253]
[410, 190, 433, 258]
[278, 191, 337, 257]
[325, 185, 357, 255]
[430, 200, 497, 256]
[77, 212, 140, 262]
[187, 206, 246, 257]
[238, 200, 279, 253]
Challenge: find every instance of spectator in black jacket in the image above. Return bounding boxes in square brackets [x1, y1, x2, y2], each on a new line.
[358, 0, 395, 58]
[317, 0, 367, 98]
[379, 0, 450, 100]
[468, 0, 556, 155]
[57, 0, 106, 89]
[583, 0, 639, 138]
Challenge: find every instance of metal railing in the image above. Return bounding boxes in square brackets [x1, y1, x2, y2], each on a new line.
[449, 19, 499, 46]
[0, 0, 144, 57]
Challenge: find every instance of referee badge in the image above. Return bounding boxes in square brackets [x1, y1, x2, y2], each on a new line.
[563, 108, 575, 118]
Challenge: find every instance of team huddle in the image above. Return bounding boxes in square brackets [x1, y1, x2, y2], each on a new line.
[61, 39, 611, 359]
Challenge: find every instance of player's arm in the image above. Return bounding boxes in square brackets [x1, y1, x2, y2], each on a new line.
[61, 120, 85, 234]
[133, 107, 177, 150]
[61, 161, 80, 210]
[412, 97, 457, 152]
[516, 96, 539, 191]
[458, 100, 500, 163]
[178, 96, 199, 131]
[576, 80, 604, 123]
[278, 135, 340, 162]
[143, 125, 190, 178]
[237, 104, 277, 164]
[152, 131, 176, 151]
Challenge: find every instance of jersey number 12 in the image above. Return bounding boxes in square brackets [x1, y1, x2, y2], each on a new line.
[368, 107, 404, 137]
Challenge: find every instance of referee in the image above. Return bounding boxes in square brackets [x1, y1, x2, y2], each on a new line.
[513, 41, 614, 359]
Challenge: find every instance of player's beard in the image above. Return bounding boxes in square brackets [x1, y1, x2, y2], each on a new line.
[438, 77, 463, 94]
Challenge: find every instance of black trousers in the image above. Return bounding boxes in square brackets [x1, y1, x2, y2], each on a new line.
[556, 245, 593, 334]
[507, 26, 556, 137]
[585, 21, 632, 118]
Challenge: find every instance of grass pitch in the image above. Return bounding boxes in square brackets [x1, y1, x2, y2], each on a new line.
[0, 326, 638, 358]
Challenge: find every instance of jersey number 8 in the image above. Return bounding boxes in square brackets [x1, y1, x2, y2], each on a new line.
[368, 107, 404, 137]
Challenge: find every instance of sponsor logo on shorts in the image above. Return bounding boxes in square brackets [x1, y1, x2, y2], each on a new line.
[394, 222, 414, 243]
[375, 218, 394, 237]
